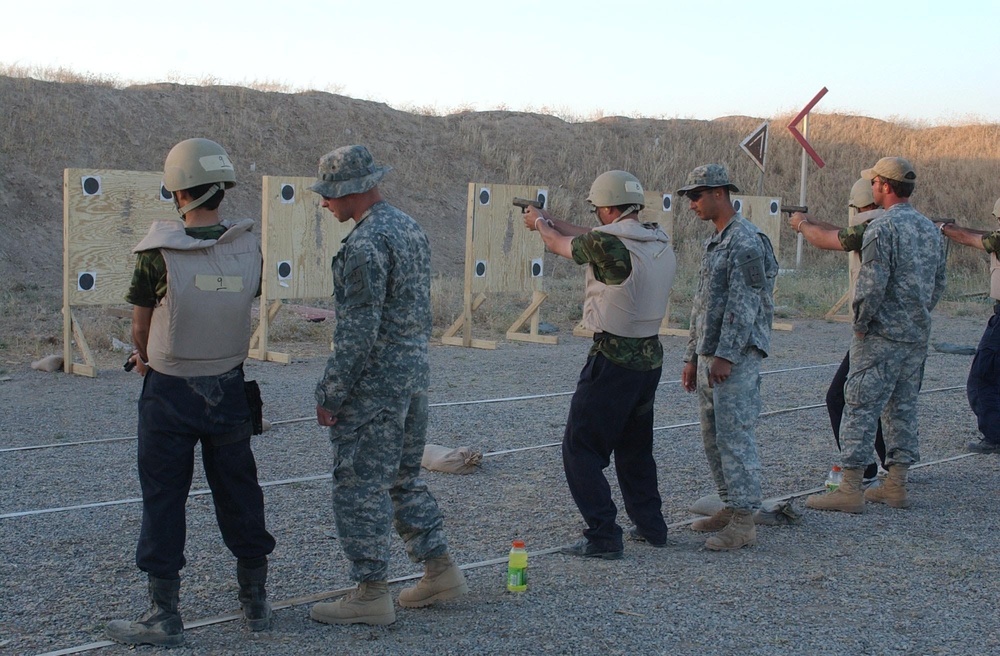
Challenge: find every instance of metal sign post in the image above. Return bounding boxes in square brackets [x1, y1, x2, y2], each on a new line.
[788, 87, 828, 267]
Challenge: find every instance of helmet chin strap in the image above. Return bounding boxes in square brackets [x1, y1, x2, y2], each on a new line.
[611, 204, 641, 222]
[174, 183, 222, 217]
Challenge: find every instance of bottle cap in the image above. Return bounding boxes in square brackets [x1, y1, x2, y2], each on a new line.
[512, 540, 525, 548]
[831, 465, 842, 472]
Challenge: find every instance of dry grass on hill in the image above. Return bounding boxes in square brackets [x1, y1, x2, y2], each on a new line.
[1, 69, 998, 362]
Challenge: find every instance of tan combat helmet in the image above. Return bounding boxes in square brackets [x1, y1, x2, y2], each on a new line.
[587, 170, 645, 211]
[163, 138, 236, 216]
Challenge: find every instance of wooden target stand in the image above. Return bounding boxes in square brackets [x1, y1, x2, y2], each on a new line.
[62, 169, 178, 377]
[441, 183, 554, 350]
[252, 176, 354, 362]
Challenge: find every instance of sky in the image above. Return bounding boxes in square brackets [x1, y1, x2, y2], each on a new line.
[2, 0, 998, 125]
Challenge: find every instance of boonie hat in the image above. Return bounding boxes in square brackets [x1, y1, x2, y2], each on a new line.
[992, 198, 1000, 219]
[861, 157, 916, 184]
[676, 163, 740, 196]
[849, 178, 875, 209]
[310, 145, 392, 199]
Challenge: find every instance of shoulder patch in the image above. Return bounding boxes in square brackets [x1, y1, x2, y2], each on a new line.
[341, 250, 372, 306]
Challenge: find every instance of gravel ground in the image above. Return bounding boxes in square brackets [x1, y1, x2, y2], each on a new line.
[2, 315, 999, 656]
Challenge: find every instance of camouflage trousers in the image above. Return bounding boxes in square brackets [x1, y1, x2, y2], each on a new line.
[329, 391, 448, 582]
[696, 350, 763, 511]
[839, 334, 926, 468]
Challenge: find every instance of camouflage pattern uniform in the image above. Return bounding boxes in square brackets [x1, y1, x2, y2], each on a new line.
[966, 230, 1000, 444]
[315, 200, 448, 582]
[686, 214, 778, 511]
[561, 225, 672, 549]
[839, 203, 947, 468]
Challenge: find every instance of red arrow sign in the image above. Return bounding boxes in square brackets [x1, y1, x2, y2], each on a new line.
[788, 87, 827, 168]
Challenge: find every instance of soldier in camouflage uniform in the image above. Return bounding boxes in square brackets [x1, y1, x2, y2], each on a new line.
[807, 157, 947, 513]
[309, 145, 467, 627]
[789, 179, 888, 483]
[524, 170, 676, 559]
[939, 198, 1000, 454]
[678, 164, 777, 551]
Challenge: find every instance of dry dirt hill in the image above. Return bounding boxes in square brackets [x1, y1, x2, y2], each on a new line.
[2, 75, 999, 299]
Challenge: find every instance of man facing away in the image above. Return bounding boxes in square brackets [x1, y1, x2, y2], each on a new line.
[806, 157, 946, 513]
[108, 138, 274, 647]
[309, 145, 467, 627]
[789, 178, 888, 485]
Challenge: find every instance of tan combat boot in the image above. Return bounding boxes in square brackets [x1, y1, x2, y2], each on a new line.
[397, 554, 469, 608]
[864, 464, 910, 508]
[704, 509, 756, 551]
[309, 581, 395, 626]
[806, 467, 865, 514]
[691, 506, 734, 532]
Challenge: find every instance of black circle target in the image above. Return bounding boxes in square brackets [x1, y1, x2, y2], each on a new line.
[531, 262, 542, 276]
[277, 262, 292, 278]
[281, 184, 295, 201]
[160, 185, 172, 200]
[662, 196, 671, 211]
[82, 177, 100, 195]
[770, 201, 779, 214]
[475, 262, 486, 276]
[78, 273, 95, 291]
[479, 189, 490, 205]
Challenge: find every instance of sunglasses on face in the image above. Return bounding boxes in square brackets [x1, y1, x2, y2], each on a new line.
[687, 189, 711, 202]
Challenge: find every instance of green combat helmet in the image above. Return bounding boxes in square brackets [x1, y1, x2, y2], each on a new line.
[163, 138, 236, 216]
[587, 170, 645, 210]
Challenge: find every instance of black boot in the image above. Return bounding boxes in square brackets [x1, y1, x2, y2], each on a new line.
[237, 558, 272, 631]
[106, 575, 184, 647]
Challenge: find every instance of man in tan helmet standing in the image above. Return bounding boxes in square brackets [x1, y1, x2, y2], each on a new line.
[107, 138, 275, 647]
[806, 157, 946, 514]
[938, 198, 1000, 454]
[523, 170, 676, 559]
[789, 178, 888, 486]
[309, 145, 467, 627]
[678, 164, 777, 551]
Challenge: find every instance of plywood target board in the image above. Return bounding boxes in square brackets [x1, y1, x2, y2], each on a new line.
[731, 195, 782, 250]
[260, 176, 354, 300]
[466, 183, 548, 295]
[644, 190, 676, 239]
[63, 169, 178, 306]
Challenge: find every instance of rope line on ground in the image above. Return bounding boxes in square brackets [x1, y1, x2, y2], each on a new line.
[32, 447, 977, 656]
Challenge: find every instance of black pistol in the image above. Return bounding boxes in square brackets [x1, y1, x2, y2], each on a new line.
[123, 356, 135, 372]
[780, 205, 808, 215]
[512, 197, 543, 213]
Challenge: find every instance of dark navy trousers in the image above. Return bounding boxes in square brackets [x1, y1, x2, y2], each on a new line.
[135, 367, 274, 578]
[562, 354, 667, 550]
[967, 307, 1000, 445]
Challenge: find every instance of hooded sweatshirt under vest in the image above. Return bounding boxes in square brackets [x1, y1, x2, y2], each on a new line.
[132, 219, 261, 377]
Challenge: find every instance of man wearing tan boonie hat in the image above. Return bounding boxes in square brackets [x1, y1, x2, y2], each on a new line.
[309, 145, 468, 627]
[807, 156, 946, 514]
[788, 179, 888, 487]
[939, 197, 1000, 454]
